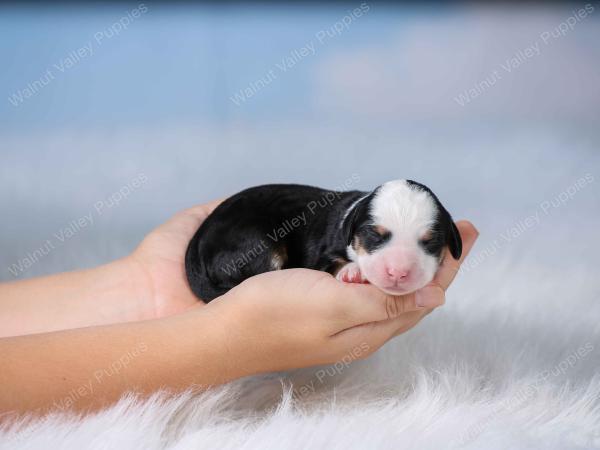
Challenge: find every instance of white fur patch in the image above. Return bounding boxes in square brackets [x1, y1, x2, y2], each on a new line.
[350, 180, 441, 294]
[370, 180, 437, 238]
[270, 253, 285, 270]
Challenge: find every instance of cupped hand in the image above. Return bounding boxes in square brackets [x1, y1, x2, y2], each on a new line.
[127, 195, 477, 373]
[203, 221, 478, 375]
[127, 200, 223, 319]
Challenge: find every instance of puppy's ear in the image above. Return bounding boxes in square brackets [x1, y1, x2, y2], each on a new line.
[342, 195, 370, 246]
[446, 216, 462, 260]
[409, 180, 462, 260]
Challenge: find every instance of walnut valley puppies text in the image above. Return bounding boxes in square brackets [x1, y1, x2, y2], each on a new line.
[7, 173, 148, 277]
[7, 3, 148, 107]
[52, 342, 148, 411]
[229, 2, 370, 106]
[454, 4, 595, 106]
[219, 174, 361, 277]
[461, 173, 594, 274]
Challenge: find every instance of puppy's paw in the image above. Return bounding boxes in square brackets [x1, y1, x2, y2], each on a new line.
[336, 262, 367, 284]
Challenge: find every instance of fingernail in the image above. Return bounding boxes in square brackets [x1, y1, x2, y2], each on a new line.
[415, 287, 444, 308]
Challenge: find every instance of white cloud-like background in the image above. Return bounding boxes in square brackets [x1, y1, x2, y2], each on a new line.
[313, 7, 600, 120]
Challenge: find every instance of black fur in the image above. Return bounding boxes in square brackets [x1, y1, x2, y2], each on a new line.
[406, 180, 462, 260]
[185, 184, 365, 302]
[340, 191, 374, 246]
[186, 182, 461, 302]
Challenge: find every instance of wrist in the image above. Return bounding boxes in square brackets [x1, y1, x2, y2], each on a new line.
[162, 305, 248, 386]
[200, 290, 277, 379]
[98, 256, 156, 323]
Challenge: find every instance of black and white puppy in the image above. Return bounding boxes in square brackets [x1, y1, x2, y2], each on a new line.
[185, 180, 462, 302]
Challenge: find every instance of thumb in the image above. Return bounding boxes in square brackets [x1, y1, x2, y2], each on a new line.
[414, 285, 445, 309]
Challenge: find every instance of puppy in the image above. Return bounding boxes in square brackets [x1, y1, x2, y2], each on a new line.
[185, 180, 462, 302]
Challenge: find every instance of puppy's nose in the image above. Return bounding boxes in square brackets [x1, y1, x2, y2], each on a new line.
[386, 266, 410, 282]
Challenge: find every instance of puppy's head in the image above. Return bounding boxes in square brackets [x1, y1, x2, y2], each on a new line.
[342, 180, 461, 295]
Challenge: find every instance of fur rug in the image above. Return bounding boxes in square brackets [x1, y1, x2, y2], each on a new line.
[1, 250, 599, 450]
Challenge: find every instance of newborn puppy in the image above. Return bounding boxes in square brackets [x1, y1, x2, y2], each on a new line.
[186, 180, 462, 302]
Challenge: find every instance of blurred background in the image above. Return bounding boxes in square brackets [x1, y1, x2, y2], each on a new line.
[1, 1, 599, 280]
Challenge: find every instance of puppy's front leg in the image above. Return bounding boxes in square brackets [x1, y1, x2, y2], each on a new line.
[336, 262, 367, 284]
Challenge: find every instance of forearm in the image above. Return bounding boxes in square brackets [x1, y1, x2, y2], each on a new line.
[0, 308, 235, 415]
[0, 258, 151, 337]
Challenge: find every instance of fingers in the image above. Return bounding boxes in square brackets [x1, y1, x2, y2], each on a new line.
[454, 220, 479, 265]
[166, 199, 226, 237]
[333, 309, 426, 348]
[201, 198, 226, 215]
[433, 220, 479, 291]
[182, 198, 225, 221]
[333, 282, 443, 327]
[414, 284, 445, 309]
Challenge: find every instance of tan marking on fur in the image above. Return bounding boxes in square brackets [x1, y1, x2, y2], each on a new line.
[270, 246, 288, 270]
[331, 258, 349, 276]
[353, 236, 367, 256]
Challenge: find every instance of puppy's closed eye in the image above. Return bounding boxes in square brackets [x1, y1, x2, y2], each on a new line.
[418, 230, 444, 255]
[419, 230, 433, 244]
[360, 225, 391, 250]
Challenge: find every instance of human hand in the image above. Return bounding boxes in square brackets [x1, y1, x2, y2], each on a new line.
[127, 200, 223, 319]
[204, 221, 478, 375]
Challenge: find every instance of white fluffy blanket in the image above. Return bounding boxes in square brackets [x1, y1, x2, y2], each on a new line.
[2, 251, 599, 450]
